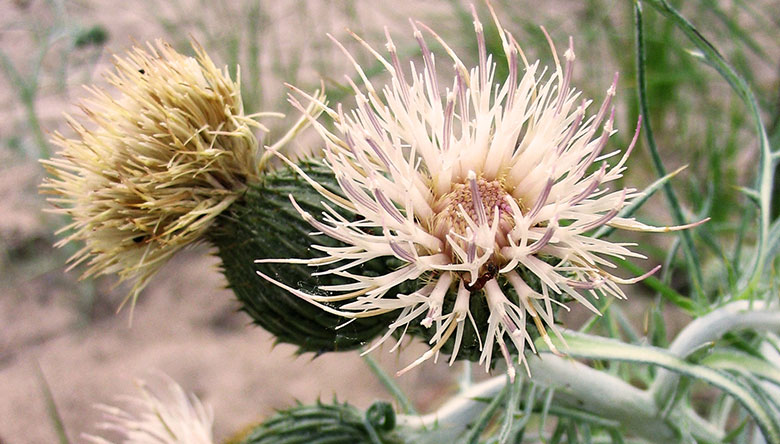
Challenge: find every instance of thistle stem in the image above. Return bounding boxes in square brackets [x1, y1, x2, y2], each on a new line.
[399, 301, 780, 442]
[396, 374, 505, 442]
[397, 353, 722, 443]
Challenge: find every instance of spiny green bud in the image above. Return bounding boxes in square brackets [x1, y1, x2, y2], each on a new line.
[239, 400, 406, 444]
[209, 160, 397, 354]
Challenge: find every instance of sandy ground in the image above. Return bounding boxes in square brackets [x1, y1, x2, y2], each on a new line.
[1, 245, 458, 443]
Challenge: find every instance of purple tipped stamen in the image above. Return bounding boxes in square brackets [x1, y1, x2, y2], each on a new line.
[471, 4, 487, 90]
[577, 189, 627, 232]
[555, 36, 576, 115]
[411, 20, 439, 99]
[338, 176, 379, 213]
[569, 163, 607, 206]
[374, 188, 405, 224]
[528, 221, 556, 254]
[556, 101, 586, 156]
[442, 91, 455, 152]
[468, 173, 488, 225]
[527, 177, 554, 221]
[390, 240, 416, 263]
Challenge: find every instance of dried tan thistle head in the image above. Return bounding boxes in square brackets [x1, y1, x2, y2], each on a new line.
[42, 40, 263, 311]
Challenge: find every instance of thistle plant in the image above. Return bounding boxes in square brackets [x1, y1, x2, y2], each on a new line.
[38, 1, 780, 443]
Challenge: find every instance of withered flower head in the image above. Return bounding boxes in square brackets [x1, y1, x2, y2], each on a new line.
[42, 40, 263, 308]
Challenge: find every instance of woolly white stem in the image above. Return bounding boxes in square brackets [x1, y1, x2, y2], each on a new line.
[397, 353, 722, 443]
[399, 301, 780, 442]
[650, 300, 780, 407]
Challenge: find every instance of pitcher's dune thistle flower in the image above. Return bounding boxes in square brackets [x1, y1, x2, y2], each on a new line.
[258, 6, 703, 377]
[42, 40, 264, 311]
[84, 378, 214, 444]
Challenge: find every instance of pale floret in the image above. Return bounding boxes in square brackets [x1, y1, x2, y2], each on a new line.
[258, 6, 698, 377]
[83, 378, 214, 444]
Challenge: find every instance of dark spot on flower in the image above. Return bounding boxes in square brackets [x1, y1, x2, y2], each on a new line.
[465, 262, 498, 292]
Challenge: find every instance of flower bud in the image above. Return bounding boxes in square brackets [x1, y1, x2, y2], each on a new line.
[209, 160, 398, 354]
[239, 400, 406, 444]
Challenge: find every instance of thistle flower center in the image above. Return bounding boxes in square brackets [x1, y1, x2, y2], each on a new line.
[432, 178, 515, 244]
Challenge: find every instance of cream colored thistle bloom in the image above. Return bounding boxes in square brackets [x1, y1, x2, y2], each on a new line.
[42, 40, 263, 311]
[84, 378, 214, 444]
[259, 7, 698, 378]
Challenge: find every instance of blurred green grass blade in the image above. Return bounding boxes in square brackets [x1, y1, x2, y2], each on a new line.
[611, 305, 641, 344]
[733, 205, 752, 278]
[549, 420, 566, 444]
[649, 303, 669, 348]
[639, 0, 773, 297]
[0, 50, 25, 88]
[594, 166, 686, 240]
[543, 330, 780, 444]
[736, 186, 761, 206]
[737, 371, 780, 419]
[0, 47, 50, 159]
[35, 364, 71, 444]
[580, 422, 593, 444]
[765, 222, 780, 272]
[566, 419, 582, 444]
[361, 353, 417, 415]
[722, 417, 750, 443]
[706, 236, 740, 296]
[612, 257, 697, 314]
[546, 405, 620, 429]
[460, 381, 507, 444]
[608, 428, 626, 444]
[710, 393, 736, 427]
[535, 388, 555, 439]
[699, 0, 769, 62]
[734, 0, 780, 29]
[659, 236, 681, 292]
[497, 369, 523, 443]
[634, 1, 704, 301]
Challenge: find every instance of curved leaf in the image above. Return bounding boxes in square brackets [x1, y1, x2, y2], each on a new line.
[541, 330, 780, 444]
